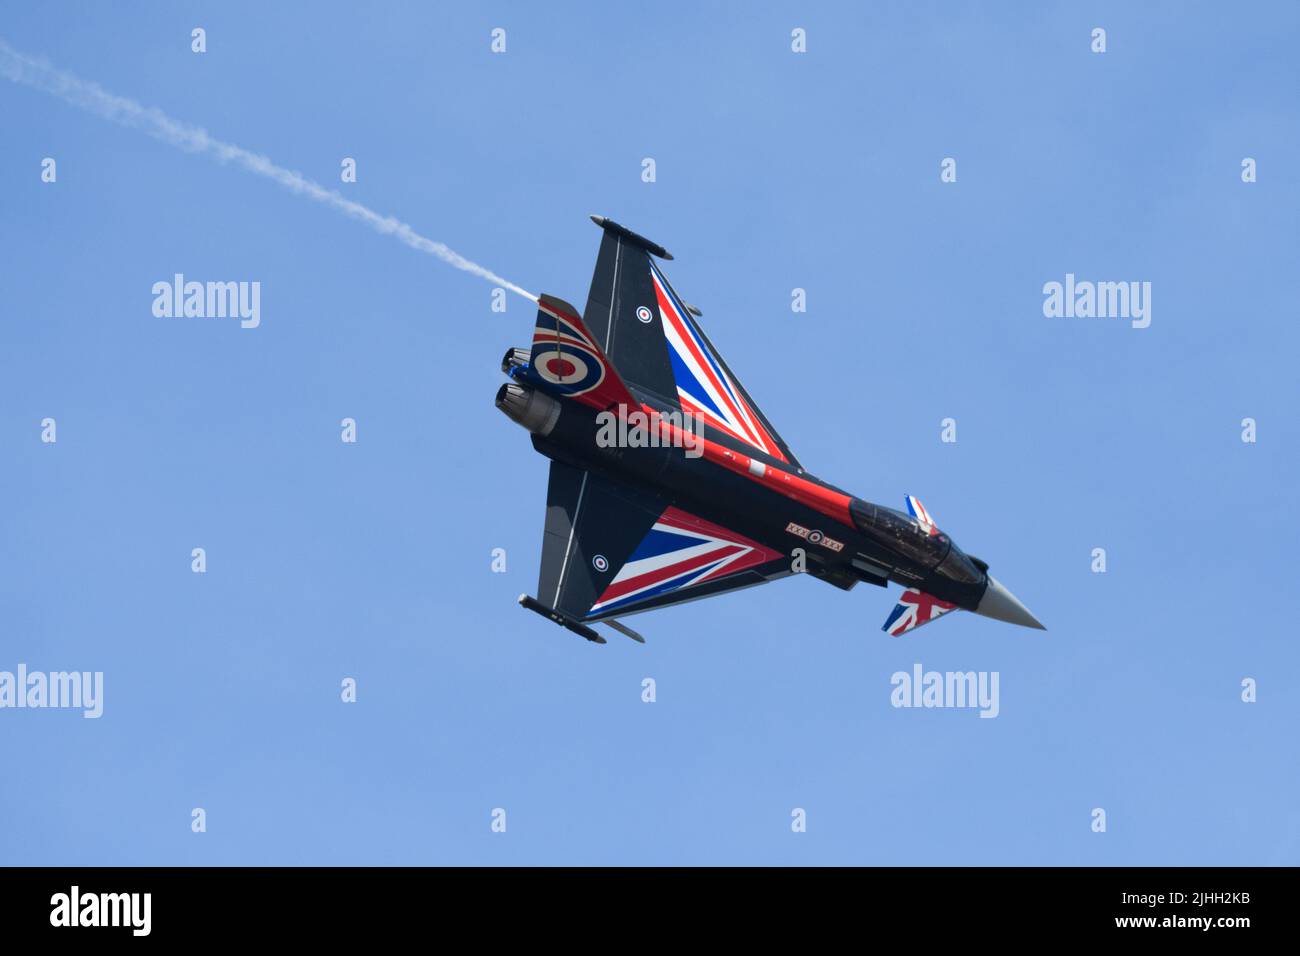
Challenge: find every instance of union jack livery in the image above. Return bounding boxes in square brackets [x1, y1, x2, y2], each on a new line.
[882, 588, 958, 637]
[497, 216, 1045, 645]
[651, 261, 787, 462]
[591, 507, 780, 615]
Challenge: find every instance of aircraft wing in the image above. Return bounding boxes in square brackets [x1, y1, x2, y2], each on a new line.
[538, 460, 792, 624]
[581, 218, 803, 468]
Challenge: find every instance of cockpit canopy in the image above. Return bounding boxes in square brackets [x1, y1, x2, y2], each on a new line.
[851, 500, 949, 566]
[849, 500, 984, 585]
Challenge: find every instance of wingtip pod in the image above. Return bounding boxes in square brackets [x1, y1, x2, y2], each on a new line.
[518, 594, 606, 644]
[589, 214, 673, 260]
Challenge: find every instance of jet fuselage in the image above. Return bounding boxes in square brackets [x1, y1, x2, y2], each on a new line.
[496, 218, 1044, 640]
[497, 377, 989, 612]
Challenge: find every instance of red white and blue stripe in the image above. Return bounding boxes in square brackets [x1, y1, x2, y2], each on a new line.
[904, 495, 939, 536]
[882, 588, 957, 637]
[650, 262, 787, 462]
[589, 506, 779, 615]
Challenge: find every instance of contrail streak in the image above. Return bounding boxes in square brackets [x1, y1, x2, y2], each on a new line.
[0, 38, 538, 302]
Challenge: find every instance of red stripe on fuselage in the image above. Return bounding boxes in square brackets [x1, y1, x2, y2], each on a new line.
[534, 296, 839, 523]
[642, 404, 853, 529]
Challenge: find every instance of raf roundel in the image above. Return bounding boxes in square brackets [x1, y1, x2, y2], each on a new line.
[543, 354, 577, 378]
[592, 554, 609, 572]
[636, 305, 653, 324]
[531, 343, 606, 397]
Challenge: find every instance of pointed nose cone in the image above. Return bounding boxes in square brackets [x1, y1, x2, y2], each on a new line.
[976, 576, 1046, 630]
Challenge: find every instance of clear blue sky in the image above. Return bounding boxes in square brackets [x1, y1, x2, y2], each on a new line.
[2, 1, 1296, 865]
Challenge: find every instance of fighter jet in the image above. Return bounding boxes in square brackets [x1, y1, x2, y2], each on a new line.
[496, 216, 1045, 644]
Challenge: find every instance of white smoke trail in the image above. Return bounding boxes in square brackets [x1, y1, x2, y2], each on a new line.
[0, 38, 538, 302]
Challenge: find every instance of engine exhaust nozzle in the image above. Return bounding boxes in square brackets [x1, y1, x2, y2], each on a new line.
[495, 382, 561, 437]
[501, 346, 531, 374]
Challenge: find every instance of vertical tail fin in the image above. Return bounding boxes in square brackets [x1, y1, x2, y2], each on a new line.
[905, 495, 940, 536]
[522, 294, 638, 410]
